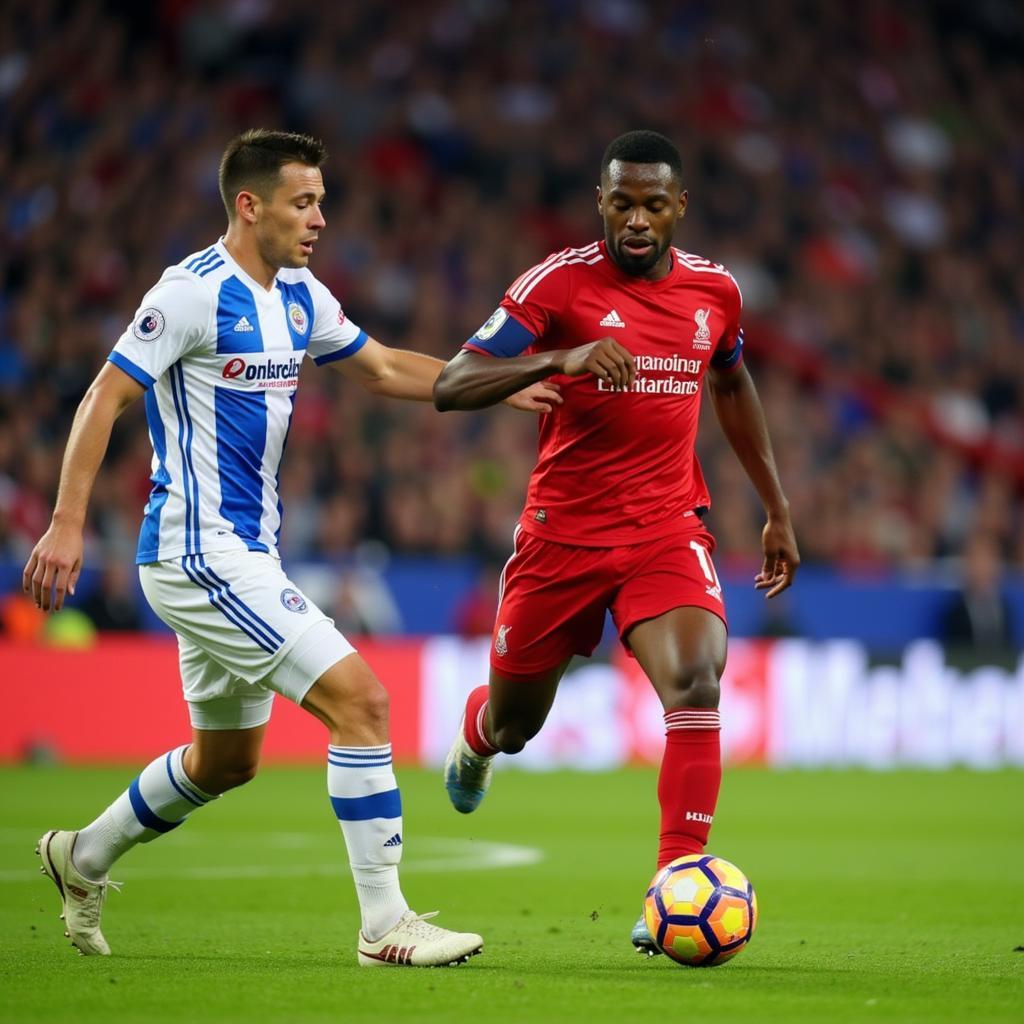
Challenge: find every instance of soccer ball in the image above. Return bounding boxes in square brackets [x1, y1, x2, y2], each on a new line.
[643, 854, 757, 966]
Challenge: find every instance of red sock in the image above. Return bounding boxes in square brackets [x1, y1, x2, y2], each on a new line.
[657, 708, 722, 869]
[462, 685, 498, 756]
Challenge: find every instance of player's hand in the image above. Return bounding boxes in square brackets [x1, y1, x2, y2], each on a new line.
[561, 337, 635, 390]
[23, 520, 85, 612]
[504, 380, 563, 413]
[755, 512, 800, 598]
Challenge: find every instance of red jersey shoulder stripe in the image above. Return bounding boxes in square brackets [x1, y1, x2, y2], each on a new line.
[509, 242, 602, 304]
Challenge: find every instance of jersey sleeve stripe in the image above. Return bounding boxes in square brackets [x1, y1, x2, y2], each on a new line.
[312, 329, 368, 365]
[512, 251, 604, 304]
[673, 249, 733, 277]
[107, 351, 156, 388]
[509, 242, 600, 303]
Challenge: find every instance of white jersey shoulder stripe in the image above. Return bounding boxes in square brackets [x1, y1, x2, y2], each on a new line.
[511, 248, 604, 305]
[509, 242, 600, 303]
[674, 249, 732, 276]
[508, 243, 599, 301]
[674, 250, 742, 306]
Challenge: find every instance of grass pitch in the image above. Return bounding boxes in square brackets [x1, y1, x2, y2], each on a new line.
[1, 765, 1021, 1023]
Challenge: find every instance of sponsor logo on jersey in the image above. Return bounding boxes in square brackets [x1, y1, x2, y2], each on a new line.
[597, 376, 700, 395]
[338, 308, 346, 325]
[599, 309, 626, 328]
[132, 307, 165, 341]
[280, 588, 308, 613]
[233, 316, 254, 333]
[475, 307, 508, 341]
[221, 355, 302, 388]
[692, 308, 712, 348]
[495, 624, 511, 657]
[287, 302, 308, 334]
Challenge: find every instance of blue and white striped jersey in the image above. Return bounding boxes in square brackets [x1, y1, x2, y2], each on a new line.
[109, 239, 367, 564]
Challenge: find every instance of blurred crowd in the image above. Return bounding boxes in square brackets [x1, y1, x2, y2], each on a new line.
[1, 0, 1023, 619]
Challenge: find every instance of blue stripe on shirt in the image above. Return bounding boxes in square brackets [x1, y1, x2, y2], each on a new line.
[313, 329, 367, 365]
[168, 362, 194, 557]
[107, 352, 155, 388]
[137, 388, 171, 563]
[185, 246, 217, 271]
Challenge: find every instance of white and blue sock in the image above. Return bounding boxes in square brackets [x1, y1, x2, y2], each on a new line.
[328, 743, 409, 940]
[73, 745, 216, 880]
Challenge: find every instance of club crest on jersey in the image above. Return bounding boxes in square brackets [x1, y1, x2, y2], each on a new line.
[692, 308, 712, 349]
[475, 307, 508, 341]
[280, 588, 308, 613]
[495, 624, 511, 657]
[133, 308, 165, 341]
[287, 302, 308, 335]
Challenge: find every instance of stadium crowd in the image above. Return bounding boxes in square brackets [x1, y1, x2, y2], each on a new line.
[1, 0, 1022, 615]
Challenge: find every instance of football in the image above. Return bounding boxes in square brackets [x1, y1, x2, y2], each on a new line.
[643, 854, 758, 966]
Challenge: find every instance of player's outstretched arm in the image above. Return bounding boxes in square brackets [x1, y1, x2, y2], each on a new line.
[23, 362, 144, 611]
[331, 337, 444, 401]
[707, 362, 800, 598]
[433, 338, 635, 411]
[328, 336, 562, 411]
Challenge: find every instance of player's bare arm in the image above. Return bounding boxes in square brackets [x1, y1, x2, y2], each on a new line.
[23, 362, 145, 612]
[706, 361, 799, 598]
[330, 336, 561, 411]
[433, 337, 635, 412]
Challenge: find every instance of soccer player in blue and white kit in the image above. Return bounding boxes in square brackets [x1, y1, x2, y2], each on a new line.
[23, 129, 558, 966]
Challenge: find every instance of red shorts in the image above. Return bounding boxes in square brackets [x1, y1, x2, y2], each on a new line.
[490, 522, 727, 677]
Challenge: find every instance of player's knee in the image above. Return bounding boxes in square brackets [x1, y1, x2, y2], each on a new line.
[190, 757, 259, 795]
[325, 675, 390, 735]
[665, 663, 720, 709]
[217, 759, 260, 792]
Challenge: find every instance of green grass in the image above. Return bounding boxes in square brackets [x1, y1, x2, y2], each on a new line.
[1, 765, 1021, 1023]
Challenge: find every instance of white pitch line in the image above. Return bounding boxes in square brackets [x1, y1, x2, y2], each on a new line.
[0, 836, 542, 882]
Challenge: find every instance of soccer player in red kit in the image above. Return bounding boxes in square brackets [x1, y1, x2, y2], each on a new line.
[433, 130, 799, 953]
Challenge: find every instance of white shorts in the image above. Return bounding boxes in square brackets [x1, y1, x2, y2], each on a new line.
[139, 550, 356, 730]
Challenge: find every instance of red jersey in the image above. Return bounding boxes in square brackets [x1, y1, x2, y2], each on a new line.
[464, 240, 744, 547]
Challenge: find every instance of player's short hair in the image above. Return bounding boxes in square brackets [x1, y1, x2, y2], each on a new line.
[219, 129, 327, 219]
[601, 130, 683, 187]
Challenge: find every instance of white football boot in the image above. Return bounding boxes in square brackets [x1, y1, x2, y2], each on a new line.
[36, 830, 120, 956]
[357, 911, 483, 967]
